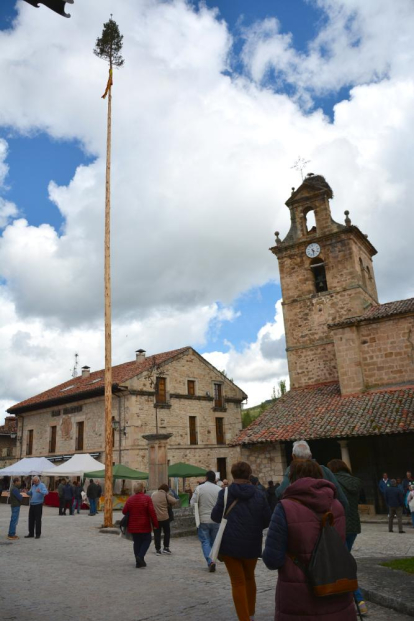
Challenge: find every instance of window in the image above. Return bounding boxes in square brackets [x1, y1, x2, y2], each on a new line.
[49, 426, 57, 453]
[305, 209, 317, 234]
[215, 418, 225, 445]
[187, 380, 196, 396]
[217, 457, 227, 481]
[26, 430, 33, 455]
[75, 421, 84, 451]
[214, 383, 223, 408]
[189, 416, 198, 445]
[156, 377, 167, 403]
[310, 258, 328, 293]
[359, 257, 367, 288]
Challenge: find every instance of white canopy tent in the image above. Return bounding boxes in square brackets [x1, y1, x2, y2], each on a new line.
[0, 457, 56, 476]
[42, 453, 104, 477]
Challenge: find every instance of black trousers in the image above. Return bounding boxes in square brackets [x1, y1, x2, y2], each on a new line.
[28, 504, 43, 537]
[153, 519, 171, 551]
[132, 532, 151, 560]
[63, 499, 73, 515]
[59, 498, 65, 515]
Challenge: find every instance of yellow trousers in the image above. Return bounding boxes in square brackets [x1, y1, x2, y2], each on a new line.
[222, 555, 258, 621]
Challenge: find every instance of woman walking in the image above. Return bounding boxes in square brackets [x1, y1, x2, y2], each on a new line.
[151, 483, 179, 556]
[122, 482, 158, 568]
[406, 484, 414, 527]
[263, 459, 356, 620]
[327, 459, 367, 615]
[211, 461, 271, 621]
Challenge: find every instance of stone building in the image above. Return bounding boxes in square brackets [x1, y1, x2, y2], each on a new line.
[8, 347, 246, 482]
[234, 174, 414, 511]
[0, 416, 17, 469]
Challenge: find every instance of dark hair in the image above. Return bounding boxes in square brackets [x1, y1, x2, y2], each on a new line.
[205, 470, 216, 483]
[289, 459, 323, 483]
[231, 461, 252, 480]
[327, 459, 351, 475]
[268, 480, 274, 486]
[13, 477, 20, 483]
[158, 484, 169, 492]
[89, 479, 94, 483]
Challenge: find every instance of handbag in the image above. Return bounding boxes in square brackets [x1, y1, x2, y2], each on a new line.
[167, 502, 174, 522]
[119, 512, 129, 535]
[210, 488, 238, 563]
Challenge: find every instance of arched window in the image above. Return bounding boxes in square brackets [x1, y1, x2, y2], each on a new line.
[310, 257, 328, 292]
[305, 209, 317, 235]
[359, 258, 367, 288]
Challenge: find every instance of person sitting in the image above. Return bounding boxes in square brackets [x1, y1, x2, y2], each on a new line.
[263, 459, 356, 620]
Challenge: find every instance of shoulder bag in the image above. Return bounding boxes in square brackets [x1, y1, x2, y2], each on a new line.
[210, 488, 238, 563]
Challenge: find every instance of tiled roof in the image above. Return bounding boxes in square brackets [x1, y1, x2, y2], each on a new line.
[0, 416, 17, 435]
[233, 382, 414, 445]
[8, 347, 190, 414]
[330, 298, 414, 328]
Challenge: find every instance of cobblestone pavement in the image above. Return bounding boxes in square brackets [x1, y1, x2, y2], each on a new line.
[1, 504, 413, 621]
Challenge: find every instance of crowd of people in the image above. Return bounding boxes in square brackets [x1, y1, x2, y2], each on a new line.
[4, 445, 414, 620]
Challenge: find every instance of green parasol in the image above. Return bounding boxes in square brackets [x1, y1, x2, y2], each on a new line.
[84, 463, 148, 480]
[168, 462, 207, 478]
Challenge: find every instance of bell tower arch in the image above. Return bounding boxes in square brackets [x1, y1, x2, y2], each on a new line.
[271, 174, 378, 389]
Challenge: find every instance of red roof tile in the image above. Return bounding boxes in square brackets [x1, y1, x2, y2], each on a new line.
[232, 382, 414, 445]
[330, 297, 414, 328]
[8, 347, 190, 414]
[0, 416, 17, 435]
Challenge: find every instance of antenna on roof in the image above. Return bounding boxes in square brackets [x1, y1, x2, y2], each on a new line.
[291, 156, 310, 181]
[72, 353, 79, 378]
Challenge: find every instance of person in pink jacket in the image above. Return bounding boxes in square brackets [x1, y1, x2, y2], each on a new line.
[263, 459, 356, 620]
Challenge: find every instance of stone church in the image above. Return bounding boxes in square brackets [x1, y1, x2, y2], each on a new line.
[235, 174, 414, 512]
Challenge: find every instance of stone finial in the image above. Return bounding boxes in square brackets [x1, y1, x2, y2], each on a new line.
[291, 187, 295, 195]
[275, 231, 281, 245]
[344, 210, 351, 226]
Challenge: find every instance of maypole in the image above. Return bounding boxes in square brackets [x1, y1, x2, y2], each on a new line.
[94, 16, 124, 528]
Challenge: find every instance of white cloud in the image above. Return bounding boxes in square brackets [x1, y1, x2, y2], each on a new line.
[0, 0, 413, 418]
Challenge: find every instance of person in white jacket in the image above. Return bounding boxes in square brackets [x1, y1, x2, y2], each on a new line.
[190, 470, 220, 572]
[407, 484, 414, 528]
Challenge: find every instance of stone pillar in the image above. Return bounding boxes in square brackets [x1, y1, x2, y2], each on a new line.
[142, 433, 172, 492]
[338, 440, 351, 470]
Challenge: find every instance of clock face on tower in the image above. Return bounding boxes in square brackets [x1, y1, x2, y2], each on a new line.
[306, 243, 321, 258]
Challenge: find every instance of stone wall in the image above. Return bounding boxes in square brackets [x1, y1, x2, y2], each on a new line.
[241, 442, 286, 483]
[333, 315, 414, 395]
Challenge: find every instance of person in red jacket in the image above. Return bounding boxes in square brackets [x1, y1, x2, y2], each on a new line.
[122, 481, 159, 568]
[263, 460, 356, 620]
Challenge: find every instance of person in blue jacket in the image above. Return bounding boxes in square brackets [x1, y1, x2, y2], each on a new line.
[211, 461, 271, 621]
[384, 479, 405, 533]
[25, 476, 48, 539]
[8, 477, 24, 540]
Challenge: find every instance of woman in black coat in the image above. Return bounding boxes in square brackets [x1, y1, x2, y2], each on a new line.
[211, 461, 271, 621]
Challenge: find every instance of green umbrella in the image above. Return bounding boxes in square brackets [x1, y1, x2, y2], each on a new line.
[84, 463, 148, 480]
[168, 462, 207, 478]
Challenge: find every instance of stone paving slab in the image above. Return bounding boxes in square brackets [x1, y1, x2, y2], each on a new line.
[0, 504, 413, 621]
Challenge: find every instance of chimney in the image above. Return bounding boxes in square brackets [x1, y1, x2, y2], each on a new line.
[81, 366, 91, 379]
[136, 349, 146, 362]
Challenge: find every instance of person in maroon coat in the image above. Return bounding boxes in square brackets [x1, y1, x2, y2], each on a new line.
[263, 460, 356, 621]
[122, 481, 159, 568]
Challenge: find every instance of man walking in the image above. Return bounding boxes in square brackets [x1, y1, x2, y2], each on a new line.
[95, 481, 102, 513]
[57, 478, 65, 515]
[87, 479, 99, 516]
[62, 479, 74, 515]
[276, 440, 349, 511]
[385, 479, 405, 533]
[8, 477, 23, 540]
[25, 476, 48, 539]
[190, 470, 220, 572]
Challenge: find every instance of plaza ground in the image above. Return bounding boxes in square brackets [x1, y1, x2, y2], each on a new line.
[1, 504, 413, 621]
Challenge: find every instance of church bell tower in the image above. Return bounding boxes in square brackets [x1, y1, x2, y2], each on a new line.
[271, 174, 378, 389]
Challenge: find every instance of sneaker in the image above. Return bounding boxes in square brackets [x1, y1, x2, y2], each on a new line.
[7, 535, 19, 540]
[208, 562, 216, 573]
[399, 530, 406, 534]
[358, 601, 368, 616]
[162, 548, 172, 555]
[155, 550, 162, 556]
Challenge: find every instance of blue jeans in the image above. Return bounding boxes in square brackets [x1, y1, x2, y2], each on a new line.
[198, 522, 220, 566]
[8, 506, 20, 536]
[345, 533, 364, 603]
[89, 498, 96, 514]
[73, 498, 82, 513]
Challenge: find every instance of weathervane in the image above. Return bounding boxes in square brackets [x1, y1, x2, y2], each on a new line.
[291, 156, 311, 181]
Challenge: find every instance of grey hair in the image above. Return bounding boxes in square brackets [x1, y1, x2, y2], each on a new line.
[133, 481, 145, 494]
[292, 440, 312, 460]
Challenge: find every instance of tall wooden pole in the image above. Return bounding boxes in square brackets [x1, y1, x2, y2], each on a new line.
[103, 65, 113, 528]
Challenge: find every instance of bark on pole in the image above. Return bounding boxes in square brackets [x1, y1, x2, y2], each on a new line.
[103, 69, 113, 528]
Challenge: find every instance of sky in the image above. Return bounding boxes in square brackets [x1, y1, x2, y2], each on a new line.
[0, 0, 414, 422]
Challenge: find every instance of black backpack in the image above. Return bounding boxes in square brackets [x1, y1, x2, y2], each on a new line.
[289, 511, 358, 597]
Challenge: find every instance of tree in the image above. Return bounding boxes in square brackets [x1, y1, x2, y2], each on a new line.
[94, 16, 124, 529]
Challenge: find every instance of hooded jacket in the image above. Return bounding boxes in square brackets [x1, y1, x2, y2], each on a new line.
[211, 482, 271, 559]
[263, 478, 355, 621]
[334, 471, 361, 534]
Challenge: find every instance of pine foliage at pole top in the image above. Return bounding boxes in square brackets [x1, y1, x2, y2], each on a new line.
[94, 17, 125, 67]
